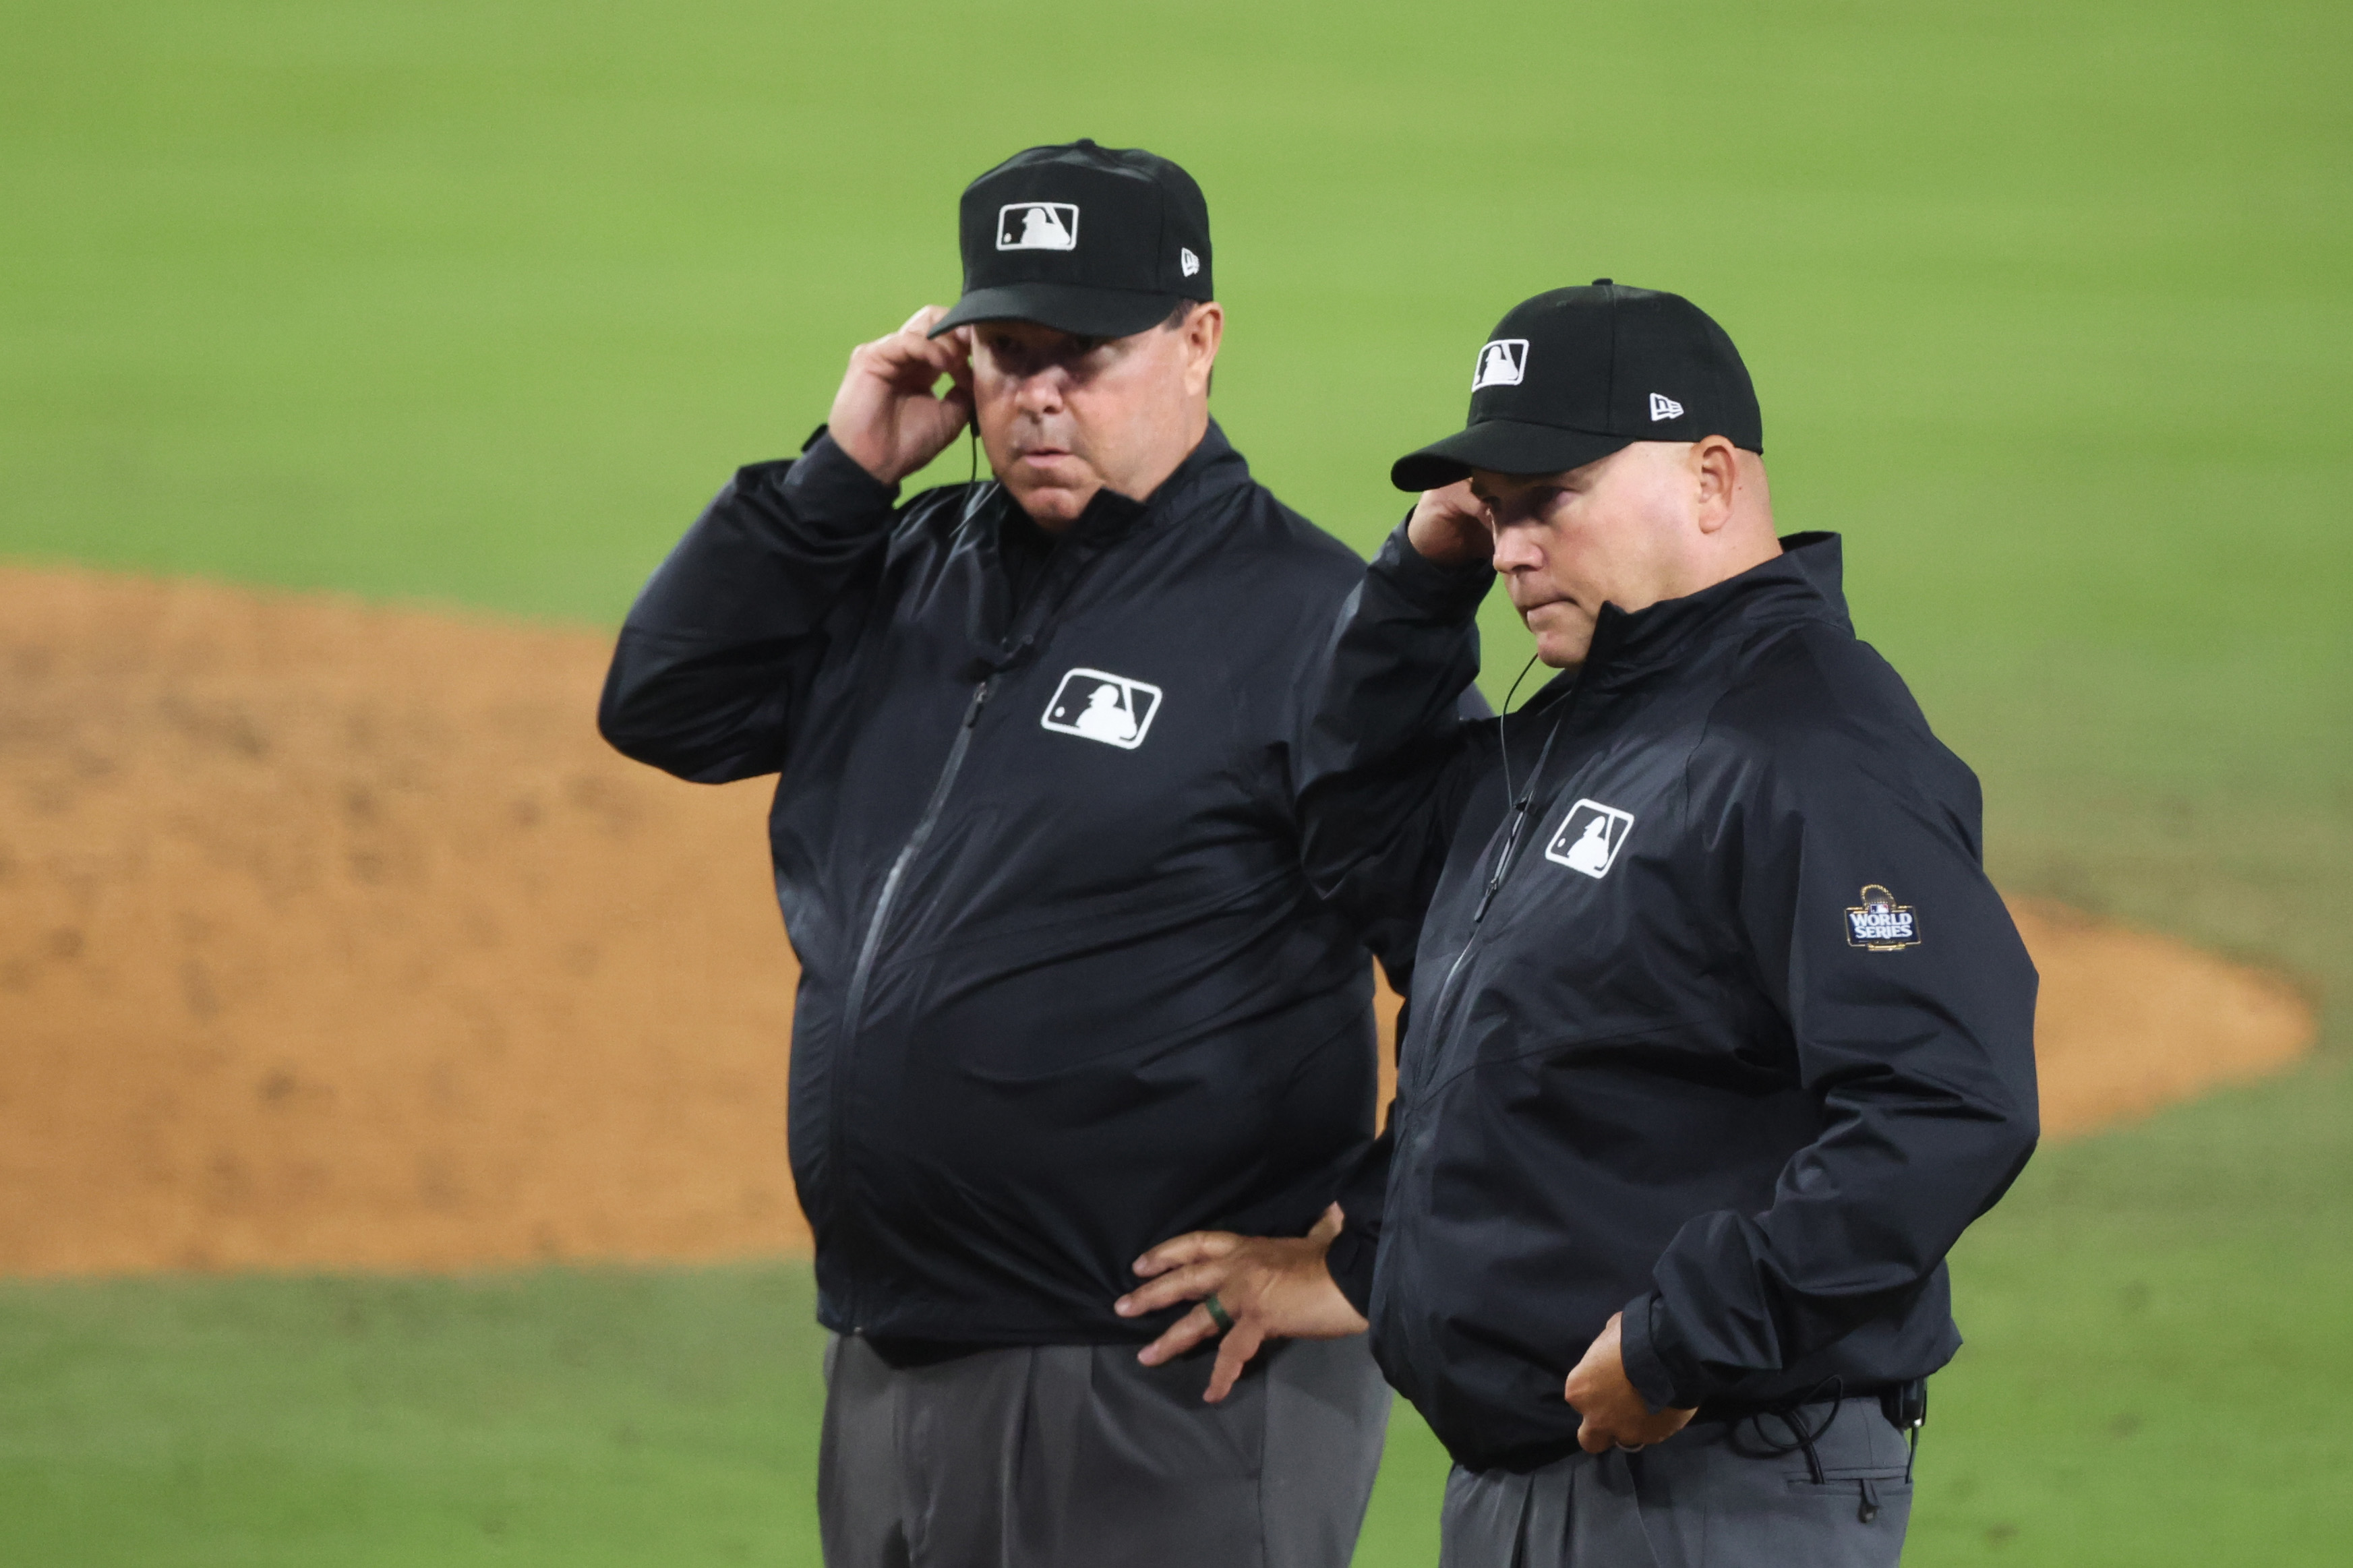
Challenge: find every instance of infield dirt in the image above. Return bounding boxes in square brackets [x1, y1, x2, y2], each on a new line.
[0, 566, 2317, 1277]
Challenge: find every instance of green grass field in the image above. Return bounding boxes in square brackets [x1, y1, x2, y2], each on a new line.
[3, 0, 2348, 1561]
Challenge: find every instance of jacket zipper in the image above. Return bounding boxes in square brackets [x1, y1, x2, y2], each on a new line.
[1417, 712, 1571, 1095]
[829, 675, 994, 1329]
[820, 473, 1131, 1330]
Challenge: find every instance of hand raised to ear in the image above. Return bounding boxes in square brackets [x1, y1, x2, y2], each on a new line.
[1406, 481, 1494, 568]
[827, 306, 975, 485]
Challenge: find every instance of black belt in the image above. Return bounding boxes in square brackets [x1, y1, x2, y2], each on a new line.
[1692, 1377, 1926, 1431]
[1689, 1377, 1928, 1516]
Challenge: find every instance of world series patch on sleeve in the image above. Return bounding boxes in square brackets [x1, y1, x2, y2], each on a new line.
[1846, 884, 1922, 951]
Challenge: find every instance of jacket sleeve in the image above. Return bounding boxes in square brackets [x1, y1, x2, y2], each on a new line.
[1320, 1011, 1399, 1315]
[1617, 713, 2042, 1409]
[1297, 519, 1500, 952]
[596, 432, 901, 783]
[1299, 519, 1499, 1313]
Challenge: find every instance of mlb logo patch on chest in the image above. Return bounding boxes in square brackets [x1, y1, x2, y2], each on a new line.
[1040, 668, 1162, 750]
[1545, 799, 1634, 879]
[1845, 885, 1922, 950]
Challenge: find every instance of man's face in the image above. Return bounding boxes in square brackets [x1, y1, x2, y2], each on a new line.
[967, 311, 1218, 525]
[1472, 442, 1706, 668]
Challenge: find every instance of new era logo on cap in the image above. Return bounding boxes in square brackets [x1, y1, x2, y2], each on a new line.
[1179, 246, 1200, 277]
[997, 202, 1079, 251]
[1472, 338, 1528, 390]
[1648, 392, 1684, 421]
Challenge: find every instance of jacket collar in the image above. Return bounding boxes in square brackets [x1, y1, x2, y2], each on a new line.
[1586, 531, 1850, 691]
[959, 417, 1249, 558]
[1052, 417, 1251, 543]
[957, 421, 1251, 662]
[1518, 533, 1850, 705]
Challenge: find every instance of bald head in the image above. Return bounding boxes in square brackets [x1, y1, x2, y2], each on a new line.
[1468, 435, 1779, 668]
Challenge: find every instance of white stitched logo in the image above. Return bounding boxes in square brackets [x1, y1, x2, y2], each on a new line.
[1545, 798, 1634, 879]
[1472, 338, 1528, 390]
[1040, 668, 1162, 750]
[1179, 246, 1200, 277]
[1648, 392, 1684, 421]
[996, 202, 1079, 251]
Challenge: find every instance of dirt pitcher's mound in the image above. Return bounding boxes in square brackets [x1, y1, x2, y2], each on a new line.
[0, 566, 2320, 1278]
[1, 566, 799, 1276]
[2006, 899, 2311, 1136]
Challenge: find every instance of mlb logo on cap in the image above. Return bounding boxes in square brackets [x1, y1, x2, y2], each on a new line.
[1472, 338, 1528, 390]
[998, 202, 1079, 251]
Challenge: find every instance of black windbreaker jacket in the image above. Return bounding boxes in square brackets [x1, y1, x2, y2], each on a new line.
[599, 425, 1414, 1346]
[1303, 525, 2039, 1473]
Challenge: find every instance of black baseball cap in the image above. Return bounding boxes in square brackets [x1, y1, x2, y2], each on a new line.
[929, 140, 1214, 340]
[1390, 282, 1762, 491]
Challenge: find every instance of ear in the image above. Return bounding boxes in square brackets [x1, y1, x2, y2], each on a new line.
[1182, 303, 1225, 398]
[1691, 435, 1739, 535]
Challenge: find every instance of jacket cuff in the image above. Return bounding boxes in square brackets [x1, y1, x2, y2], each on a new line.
[1617, 1293, 1686, 1412]
[1322, 1225, 1377, 1319]
[1371, 513, 1496, 622]
[768, 431, 901, 540]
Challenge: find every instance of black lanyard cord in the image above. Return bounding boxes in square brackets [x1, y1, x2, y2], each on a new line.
[1494, 651, 1543, 810]
[1472, 714, 1565, 926]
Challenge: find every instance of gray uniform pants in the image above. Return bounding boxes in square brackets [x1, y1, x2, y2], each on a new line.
[819, 1332, 1391, 1568]
[1440, 1396, 1915, 1568]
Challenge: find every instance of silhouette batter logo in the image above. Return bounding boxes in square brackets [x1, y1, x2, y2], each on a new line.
[996, 202, 1080, 251]
[1040, 669, 1162, 750]
[1472, 338, 1528, 390]
[1545, 798, 1634, 879]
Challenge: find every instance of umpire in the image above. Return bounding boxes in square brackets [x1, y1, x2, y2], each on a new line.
[598, 142, 1408, 1567]
[1123, 284, 2039, 1565]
